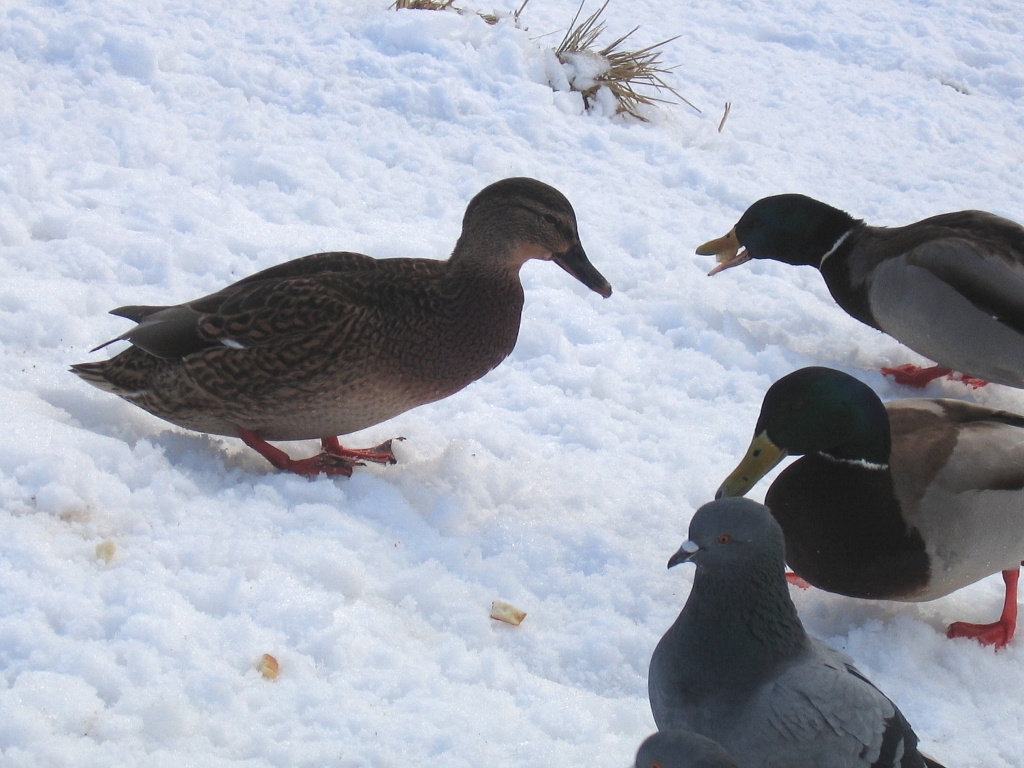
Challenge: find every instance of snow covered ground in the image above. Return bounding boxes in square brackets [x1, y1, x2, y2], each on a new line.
[2, 0, 1023, 765]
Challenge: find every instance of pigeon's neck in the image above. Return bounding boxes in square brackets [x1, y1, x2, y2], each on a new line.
[677, 556, 808, 677]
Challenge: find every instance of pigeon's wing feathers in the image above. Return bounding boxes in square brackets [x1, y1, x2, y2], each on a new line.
[737, 643, 922, 768]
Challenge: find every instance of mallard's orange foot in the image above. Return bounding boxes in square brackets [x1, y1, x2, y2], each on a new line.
[238, 428, 367, 477]
[785, 572, 812, 589]
[946, 620, 1015, 650]
[880, 364, 952, 387]
[321, 436, 402, 465]
[881, 364, 989, 389]
[285, 453, 358, 477]
[947, 371, 989, 389]
[946, 567, 1018, 649]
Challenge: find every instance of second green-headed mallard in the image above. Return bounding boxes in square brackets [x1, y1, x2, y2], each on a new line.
[717, 366, 1024, 649]
[72, 177, 612, 476]
[697, 194, 1024, 388]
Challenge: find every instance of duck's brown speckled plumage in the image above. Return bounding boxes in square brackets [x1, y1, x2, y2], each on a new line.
[72, 177, 612, 473]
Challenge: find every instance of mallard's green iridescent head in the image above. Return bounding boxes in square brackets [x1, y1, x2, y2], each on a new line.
[717, 367, 891, 498]
[698, 195, 859, 274]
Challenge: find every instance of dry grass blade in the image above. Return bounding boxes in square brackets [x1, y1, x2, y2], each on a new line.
[480, 0, 531, 25]
[391, 0, 456, 9]
[393, 0, 529, 26]
[554, 0, 698, 121]
[555, 0, 608, 55]
[718, 101, 732, 132]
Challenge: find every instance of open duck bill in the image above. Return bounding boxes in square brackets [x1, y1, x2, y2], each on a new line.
[696, 229, 751, 276]
[716, 431, 788, 499]
[553, 242, 613, 298]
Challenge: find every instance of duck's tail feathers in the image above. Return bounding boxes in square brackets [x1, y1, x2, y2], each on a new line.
[110, 304, 169, 323]
[85, 306, 170, 353]
[69, 362, 122, 394]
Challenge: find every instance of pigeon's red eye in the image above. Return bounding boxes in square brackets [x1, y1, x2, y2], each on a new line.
[717, 534, 732, 544]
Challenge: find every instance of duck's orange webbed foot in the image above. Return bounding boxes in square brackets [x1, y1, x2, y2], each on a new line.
[321, 436, 402, 465]
[786, 572, 812, 589]
[881, 364, 988, 389]
[237, 429, 402, 476]
[946, 568, 1018, 650]
[880, 364, 952, 388]
[946, 371, 988, 389]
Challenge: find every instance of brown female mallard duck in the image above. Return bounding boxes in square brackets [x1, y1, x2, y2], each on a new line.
[72, 177, 612, 476]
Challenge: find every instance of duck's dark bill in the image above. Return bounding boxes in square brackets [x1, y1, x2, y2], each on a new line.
[696, 230, 750, 276]
[553, 242, 613, 298]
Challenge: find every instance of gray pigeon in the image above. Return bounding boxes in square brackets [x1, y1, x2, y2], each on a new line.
[635, 730, 740, 768]
[648, 498, 946, 768]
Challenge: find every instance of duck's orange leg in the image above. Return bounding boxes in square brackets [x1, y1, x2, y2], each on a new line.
[946, 567, 1018, 650]
[237, 428, 399, 476]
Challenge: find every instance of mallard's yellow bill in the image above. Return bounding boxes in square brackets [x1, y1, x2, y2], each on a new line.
[716, 431, 787, 498]
[696, 229, 750, 276]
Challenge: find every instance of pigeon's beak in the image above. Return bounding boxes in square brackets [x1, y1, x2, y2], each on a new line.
[553, 241, 613, 298]
[715, 430, 788, 499]
[667, 540, 700, 569]
[696, 229, 749, 276]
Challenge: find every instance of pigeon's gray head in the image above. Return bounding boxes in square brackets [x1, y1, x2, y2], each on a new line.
[634, 730, 741, 768]
[668, 498, 784, 572]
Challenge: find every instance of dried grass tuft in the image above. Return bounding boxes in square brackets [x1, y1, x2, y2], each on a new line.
[554, 1, 698, 121]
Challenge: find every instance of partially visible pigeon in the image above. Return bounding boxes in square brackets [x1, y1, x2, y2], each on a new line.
[634, 730, 740, 768]
[648, 498, 946, 768]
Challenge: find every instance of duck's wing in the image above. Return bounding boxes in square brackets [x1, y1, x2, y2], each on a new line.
[217, 250, 384, 289]
[101, 252, 419, 360]
[737, 642, 929, 768]
[887, 399, 1024, 594]
[889, 398, 1024, 498]
[860, 213, 1024, 385]
[894, 212, 1024, 335]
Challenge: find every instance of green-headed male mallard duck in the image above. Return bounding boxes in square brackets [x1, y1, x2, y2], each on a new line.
[717, 366, 1024, 649]
[72, 177, 612, 476]
[697, 194, 1024, 388]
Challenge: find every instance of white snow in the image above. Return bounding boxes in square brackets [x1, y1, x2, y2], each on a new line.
[2, 0, 1023, 765]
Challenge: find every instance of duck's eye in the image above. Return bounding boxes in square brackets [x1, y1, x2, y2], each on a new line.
[717, 534, 732, 544]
